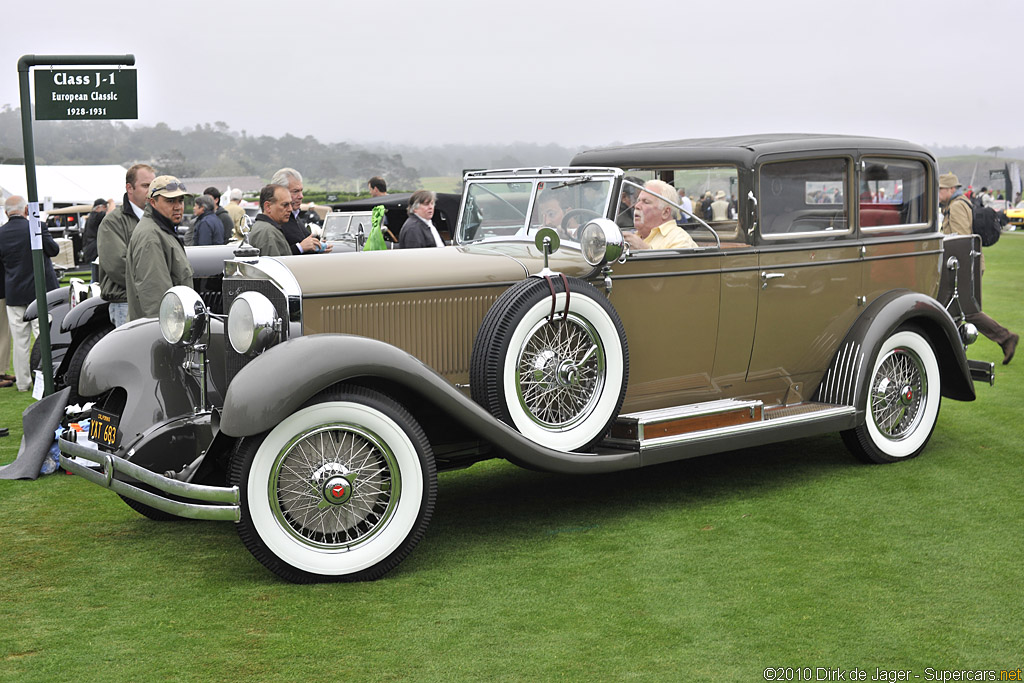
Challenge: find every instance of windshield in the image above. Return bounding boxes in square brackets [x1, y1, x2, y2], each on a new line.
[458, 176, 615, 243]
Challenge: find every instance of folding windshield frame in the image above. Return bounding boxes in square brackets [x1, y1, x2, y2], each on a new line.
[456, 167, 622, 246]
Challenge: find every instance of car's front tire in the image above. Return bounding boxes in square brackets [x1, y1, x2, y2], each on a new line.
[230, 385, 436, 583]
[841, 328, 941, 463]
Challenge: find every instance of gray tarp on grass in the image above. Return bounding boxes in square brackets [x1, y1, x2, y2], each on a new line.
[0, 387, 71, 480]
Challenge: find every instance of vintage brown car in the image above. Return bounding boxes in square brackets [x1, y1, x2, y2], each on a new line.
[59, 134, 991, 583]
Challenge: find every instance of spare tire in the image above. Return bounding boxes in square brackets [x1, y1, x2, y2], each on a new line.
[470, 276, 628, 452]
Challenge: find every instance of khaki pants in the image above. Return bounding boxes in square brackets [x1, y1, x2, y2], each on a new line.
[0, 299, 10, 374]
[6, 304, 39, 392]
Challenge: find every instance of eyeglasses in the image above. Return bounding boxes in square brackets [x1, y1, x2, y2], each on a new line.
[152, 181, 187, 194]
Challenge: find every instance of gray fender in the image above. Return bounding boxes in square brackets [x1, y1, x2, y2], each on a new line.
[81, 318, 222, 454]
[815, 289, 974, 410]
[220, 334, 640, 475]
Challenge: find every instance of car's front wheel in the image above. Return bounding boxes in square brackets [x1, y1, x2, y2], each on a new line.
[230, 385, 436, 583]
[841, 328, 941, 463]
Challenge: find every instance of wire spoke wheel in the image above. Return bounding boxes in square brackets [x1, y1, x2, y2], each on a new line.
[515, 314, 605, 430]
[841, 328, 941, 463]
[232, 385, 436, 583]
[870, 346, 926, 440]
[272, 424, 399, 549]
[471, 276, 628, 452]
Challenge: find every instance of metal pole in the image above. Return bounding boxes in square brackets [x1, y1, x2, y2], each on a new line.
[16, 54, 134, 397]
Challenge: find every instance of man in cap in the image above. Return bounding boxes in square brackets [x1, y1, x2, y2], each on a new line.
[97, 164, 156, 327]
[939, 172, 1017, 364]
[125, 175, 194, 321]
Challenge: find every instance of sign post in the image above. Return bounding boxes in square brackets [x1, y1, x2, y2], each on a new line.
[17, 54, 135, 397]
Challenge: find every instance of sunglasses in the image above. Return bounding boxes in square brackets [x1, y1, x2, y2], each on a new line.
[152, 181, 187, 194]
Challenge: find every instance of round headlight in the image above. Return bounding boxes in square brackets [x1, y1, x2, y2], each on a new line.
[159, 286, 208, 346]
[579, 218, 624, 266]
[228, 291, 279, 355]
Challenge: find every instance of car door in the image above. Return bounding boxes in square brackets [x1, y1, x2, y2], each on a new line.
[746, 156, 864, 403]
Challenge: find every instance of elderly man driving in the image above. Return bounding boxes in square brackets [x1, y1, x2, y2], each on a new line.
[624, 180, 698, 250]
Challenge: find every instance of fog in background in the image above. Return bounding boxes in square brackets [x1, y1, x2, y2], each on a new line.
[2, 0, 1022, 152]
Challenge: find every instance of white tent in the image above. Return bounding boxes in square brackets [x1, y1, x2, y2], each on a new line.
[0, 164, 127, 208]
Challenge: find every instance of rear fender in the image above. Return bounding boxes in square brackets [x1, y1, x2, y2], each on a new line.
[60, 295, 109, 333]
[815, 290, 975, 410]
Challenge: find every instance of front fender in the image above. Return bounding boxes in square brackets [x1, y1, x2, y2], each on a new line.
[816, 289, 974, 409]
[81, 319, 218, 452]
[220, 335, 640, 474]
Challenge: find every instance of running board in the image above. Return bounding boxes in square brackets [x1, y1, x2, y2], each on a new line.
[604, 399, 857, 452]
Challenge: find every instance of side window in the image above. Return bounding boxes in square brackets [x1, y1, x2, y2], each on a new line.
[759, 158, 850, 237]
[620, 166, 742, 243]
[859, 158, 928, 230]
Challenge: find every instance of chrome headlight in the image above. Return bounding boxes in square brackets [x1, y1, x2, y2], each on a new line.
[228, 291, 280, 355]
[159, 286, 208, 346]
[579, 218, 623, 266]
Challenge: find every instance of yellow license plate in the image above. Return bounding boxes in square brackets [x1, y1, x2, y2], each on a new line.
[89, 408, 121, 449]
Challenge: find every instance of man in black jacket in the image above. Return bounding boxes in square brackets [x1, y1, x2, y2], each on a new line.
[270, 168, 329, 254]
[80, 198, 108, 279]
[0, 196, 60, 391]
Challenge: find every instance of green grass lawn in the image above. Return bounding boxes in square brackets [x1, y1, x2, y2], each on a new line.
[2, 237, 1023, 682]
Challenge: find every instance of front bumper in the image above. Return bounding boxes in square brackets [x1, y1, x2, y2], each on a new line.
[59, 433, 240, 522]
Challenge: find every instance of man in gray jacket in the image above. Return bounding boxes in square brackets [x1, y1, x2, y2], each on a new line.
[247, 184, 294, 257]
[97, 164, 156, 327]
[126, 176, 194, 321]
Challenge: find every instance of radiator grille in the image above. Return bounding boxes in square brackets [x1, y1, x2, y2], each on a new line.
[223, 279, 290, 384]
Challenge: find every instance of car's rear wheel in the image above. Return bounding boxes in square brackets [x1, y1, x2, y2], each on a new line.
[841, 328, 941, 463]
[230, 385, 436, 583]
[471, 276, 628, 452]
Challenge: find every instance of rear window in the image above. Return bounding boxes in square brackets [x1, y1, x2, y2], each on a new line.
[858, 158, 929, 230]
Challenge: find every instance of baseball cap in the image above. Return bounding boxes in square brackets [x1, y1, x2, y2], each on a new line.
[149, 175, 192, 199]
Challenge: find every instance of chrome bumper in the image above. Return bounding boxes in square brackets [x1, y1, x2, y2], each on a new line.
[58, 434, 240, 522]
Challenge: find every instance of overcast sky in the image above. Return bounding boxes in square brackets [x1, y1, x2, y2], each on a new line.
[2, 0, 1022, 151]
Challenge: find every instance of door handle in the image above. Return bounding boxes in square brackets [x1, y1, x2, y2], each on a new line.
[761, 271, 784, 289]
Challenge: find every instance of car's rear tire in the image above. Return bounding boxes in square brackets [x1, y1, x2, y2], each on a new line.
[230, 385, 436, 583]
[470, 276, 628, 452]
[841, 328, 941, 463]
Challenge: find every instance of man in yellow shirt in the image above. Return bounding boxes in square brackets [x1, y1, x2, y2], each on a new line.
[624, 180, 698, 250]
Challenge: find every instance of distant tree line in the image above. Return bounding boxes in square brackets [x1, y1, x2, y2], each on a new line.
[0, 105, 584, 190]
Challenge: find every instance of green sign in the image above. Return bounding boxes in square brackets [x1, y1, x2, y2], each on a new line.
[34, 68, 138, 120]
